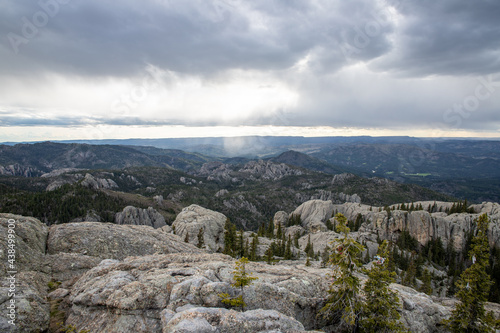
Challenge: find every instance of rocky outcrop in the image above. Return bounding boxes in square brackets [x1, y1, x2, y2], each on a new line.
[2, 208, 500, 333]
[80, 173, 118, 190]
[47, 222, 201, 260]
[331, 173, 356, 186]
[172, 205, 226, 252]
[334, 202, 500, 251]
[0, 215, 203, 332]
[273, 211, 289, 228]
[61, 251, 500, 333]
[215, 189, 229, 197]
[0, 164, 41, 177]
[64, 253, 330, 332]
[292, 200, 334, 232]
[114, 206, 167, 229]
[163, 307, 312, 333]
[306, 190, 362, 204]
[197, 162, 235, 182]
[0, 214, 50, 333]
[239, 160, 304, 180]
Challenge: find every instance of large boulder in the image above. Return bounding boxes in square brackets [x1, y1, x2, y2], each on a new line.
[65, 253, 330, 332]
[292, 200, 334, 232]
[47, 222, 202, 260]
[62, 250, 499, 333]
[395, 284, 450, 333]
[163, 307, 311, 333]
[172, 205, 226, 252]
[0, 214, 50, 333]
[273, 211, 289, 228]
[115, 206, 167, 229]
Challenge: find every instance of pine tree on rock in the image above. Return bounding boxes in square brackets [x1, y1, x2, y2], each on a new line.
[319, 213, 365, 331]
[360, 240, 407, 333]
[265, 245, 274, 264]
[445, 213, 495, 332]
[219, 257, 258, 312]
[420, 268, 433, 296]
[305, 234, 315, 258]
[197, 227, 205, 248]
[267, 218, 275, 238]
[402, 252, 417, 288]
[276, 222, 283, 239]
[305, 256, 311, 267]
[284, 234, 292, 260]
[249, 233, 258, 261]
[294, 232, 300, 248]
[237, 231, 244, 258]
[223, 218, 237, 256]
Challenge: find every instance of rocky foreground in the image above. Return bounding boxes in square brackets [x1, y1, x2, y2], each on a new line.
[1, 200, 500, 332]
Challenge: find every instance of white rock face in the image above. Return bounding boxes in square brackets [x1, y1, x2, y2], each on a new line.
[273, 211, 289, 228]
[334, 202, 500, 251]
[239, 160, 303, 180]
[81, 173, 118, 190]
[115, 206, 166, 229]
[164, 307, 309, 333]
[172, 204, 227, 252]
[292, 200, 334, 232]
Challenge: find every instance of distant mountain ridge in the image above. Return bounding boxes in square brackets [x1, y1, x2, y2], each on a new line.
[1, 137, 500, 202]
[0, 141, 215, 176]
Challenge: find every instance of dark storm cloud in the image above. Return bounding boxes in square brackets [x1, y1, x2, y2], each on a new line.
[0, 0, 393, 77]
[0, 0, 499, 136]
[374, 0, 500, 76]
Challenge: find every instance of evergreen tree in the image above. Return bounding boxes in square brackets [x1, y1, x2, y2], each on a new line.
[184, 231, 189, 243]
[321, 246, 330, 268]
[305, 234, 315, 258]
[223, 218, 237, 256]
[257, 222, 264, 237]
[265, 244, 274, 264]
[288, 214, 301, 227]
[402, 252, 417, 288]
[420, 268, 433, 295]
[294, 232, 300, 248]
[219, 257, 258, 311]
[197, 227, 205, 248]
[319, 213, 365, 330]
[354, 213, 363, 231]
[237, 231, 244, 258]
[267, 218, 275, 238]
[284, 234, 292, 260]
[249, 233, 259, 261]
[387, 242, 396, 273]
[445, 214, 495, 332]
[326, 218, 333, 231]
[276, 223, 283, 239]
[360, 240, 407, 333]
[244, 238, 249, 258]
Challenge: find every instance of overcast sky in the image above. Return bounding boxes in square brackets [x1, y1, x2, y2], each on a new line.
[1, 0, 500, 141]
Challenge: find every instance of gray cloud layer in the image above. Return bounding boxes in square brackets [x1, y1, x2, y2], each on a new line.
[0, 0, 499, 134]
